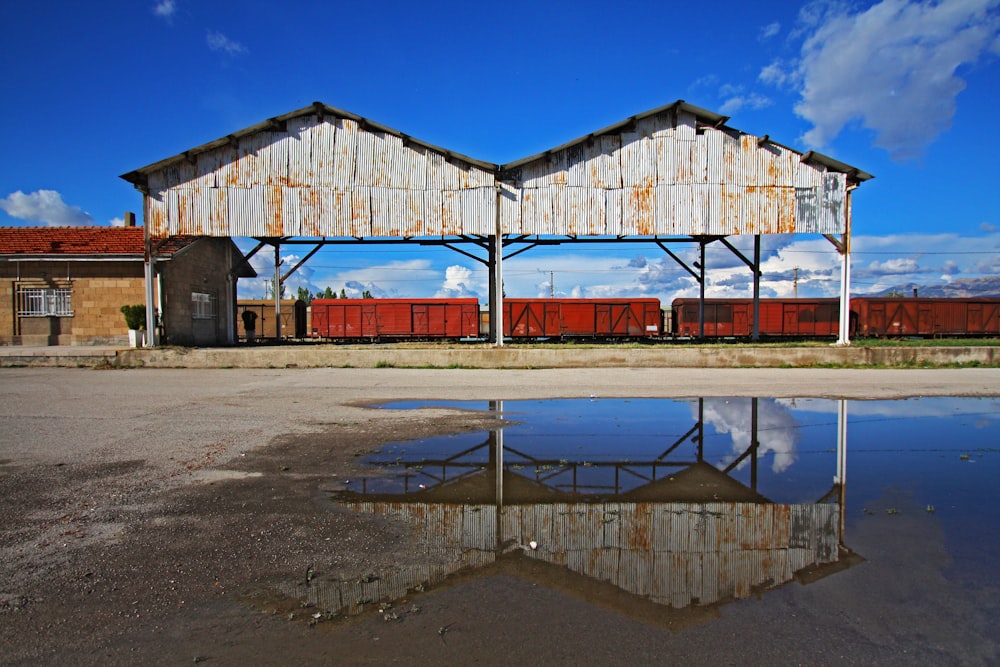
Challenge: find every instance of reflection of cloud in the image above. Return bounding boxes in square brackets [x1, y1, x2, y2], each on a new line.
[701, 398, 800, 473]
[780, 397, 1000, 421]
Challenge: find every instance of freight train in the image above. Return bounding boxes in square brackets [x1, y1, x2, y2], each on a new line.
[306, 297, 1000, 342]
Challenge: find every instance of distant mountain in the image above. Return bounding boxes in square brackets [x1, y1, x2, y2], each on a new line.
[869, 276, 1000, 298]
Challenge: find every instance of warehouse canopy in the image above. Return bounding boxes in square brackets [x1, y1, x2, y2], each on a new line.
[121, 100, 872, 346]
[121, 100, 871, 240]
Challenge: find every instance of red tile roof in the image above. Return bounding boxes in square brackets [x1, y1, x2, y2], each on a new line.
[0, 226, 197, 256]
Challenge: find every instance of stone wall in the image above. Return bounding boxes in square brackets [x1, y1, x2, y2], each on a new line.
[0, 261, 145, 345]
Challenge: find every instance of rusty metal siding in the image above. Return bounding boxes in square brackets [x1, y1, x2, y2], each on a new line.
[143, 113, 498, 239]
[136, 103, 858, 239]
[508, 111, 850, 237]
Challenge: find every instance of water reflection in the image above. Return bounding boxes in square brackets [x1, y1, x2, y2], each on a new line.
[286, 398, 855, 621]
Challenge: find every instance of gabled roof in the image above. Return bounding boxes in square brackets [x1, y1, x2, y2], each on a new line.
[121, 99, 873, 188]
[1, 226, 198, 258]
[120, 101, 499, 187]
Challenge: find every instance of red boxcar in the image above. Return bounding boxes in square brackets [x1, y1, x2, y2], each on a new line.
[310, 298, 480, 340]
[851, 298, 1000, 337]
[671, 298, 841, 338]
[504, 298, 662, 339]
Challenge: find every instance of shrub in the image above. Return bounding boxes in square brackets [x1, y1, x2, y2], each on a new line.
[120, 304, 147, 330]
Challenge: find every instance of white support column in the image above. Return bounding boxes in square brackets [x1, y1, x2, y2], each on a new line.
[493, 233, 504, 346]
[837, 188, 854, 346]
[142, 217, 156, 348]
[143, 257, 156, 347]
[493, 183, 504, 347]
[273, 243, 282, 341]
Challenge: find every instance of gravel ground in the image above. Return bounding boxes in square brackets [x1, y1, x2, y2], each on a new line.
[1, 367, 998, 665]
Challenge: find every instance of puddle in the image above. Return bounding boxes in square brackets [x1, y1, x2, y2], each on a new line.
[284, 397, 1000, 626]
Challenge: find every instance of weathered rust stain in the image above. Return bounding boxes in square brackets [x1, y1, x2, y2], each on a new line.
[267, 186, 284, 237]
[300, 188, 321, 236]
[634, 182, 655, 234]
[441, 190, 457, 235]
[778, 187, 796, 234]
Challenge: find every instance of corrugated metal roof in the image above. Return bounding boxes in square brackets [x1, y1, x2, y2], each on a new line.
[121, 101, 499, 186]
[122, 100, 871, 240]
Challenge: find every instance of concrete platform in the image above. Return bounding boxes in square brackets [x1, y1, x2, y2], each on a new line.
[0, 343, 996, 369]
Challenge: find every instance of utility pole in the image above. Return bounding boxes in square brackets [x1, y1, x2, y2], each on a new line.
[793, 266, 799, 299]
[538, 269, 554, 297]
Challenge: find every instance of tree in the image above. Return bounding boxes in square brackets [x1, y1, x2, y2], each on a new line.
[296, 286, 312, 304]
[340, 288, 347, 299]
[318, 286, 335, 299]
[362, 289, 372, 299]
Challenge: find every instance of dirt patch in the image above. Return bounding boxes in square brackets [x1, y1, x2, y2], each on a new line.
[0, 412, 501, 664]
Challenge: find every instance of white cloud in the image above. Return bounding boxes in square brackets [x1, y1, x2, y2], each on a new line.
[759, 60, 794, 88]
[206, 31, 247, 55]
[865, 257, 921, 274]
[153, 0, 176, 19]
[435, 265, 484, 298]
[981, 221, 997, 232]
[769, 0, 1000, 160]
[759, 21, 782, 40]
[0, 190, 94, 226]
[719, 92, 774, 115]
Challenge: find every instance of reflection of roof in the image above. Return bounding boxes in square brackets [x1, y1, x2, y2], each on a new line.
[308, 499, 844, 619]
[335, 462, 771, 504]
[0, 226, 196, 257]
[336, 469, 567, 505]
[620, 461, 771, 503]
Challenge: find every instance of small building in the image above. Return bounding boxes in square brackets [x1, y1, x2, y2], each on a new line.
[0, 224, 255, 346]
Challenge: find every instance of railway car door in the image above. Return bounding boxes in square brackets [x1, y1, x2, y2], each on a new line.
[595, 304, 612, 335]
[505, 300, 546, 337]
[918, 302, 935, 336]
[361, 304, 378, 337]
[984, 302, 1000, 335]
[733, 306, 749, 337]
[412, 304, 430, 336]
[310, 304, 328, 337]
[338, 304, 362, 338]
[560, 301, 592, 336]
[964, 301, 1000, 335]
[865, 301, 885, 336]
[427, 304, 447, 336]
[783, 304, 798, 336]
[885, 301, 916, 336]
[459, 303, 479, 337]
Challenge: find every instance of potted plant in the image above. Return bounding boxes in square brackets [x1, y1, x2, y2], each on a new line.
[120, 304, 146, 347]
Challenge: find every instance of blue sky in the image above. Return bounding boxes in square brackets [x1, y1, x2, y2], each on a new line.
[1, 0, 998, 302]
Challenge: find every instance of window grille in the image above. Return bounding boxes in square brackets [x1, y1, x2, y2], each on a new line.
[17, 288, 73, 316]
[191, 291, 217, 319]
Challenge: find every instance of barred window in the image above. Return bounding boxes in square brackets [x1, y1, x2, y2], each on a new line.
[191, 292, 217, 319]
[17, 288, 73, 316]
